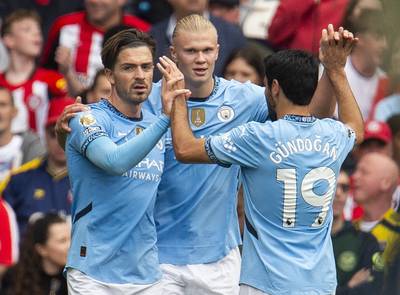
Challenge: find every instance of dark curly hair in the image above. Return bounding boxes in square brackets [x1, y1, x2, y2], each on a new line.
[13, 213, 66, 295]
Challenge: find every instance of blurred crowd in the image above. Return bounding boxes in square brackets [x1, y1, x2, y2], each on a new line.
[0, 0, 399, 294]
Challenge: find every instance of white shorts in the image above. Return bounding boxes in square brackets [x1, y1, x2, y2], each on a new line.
[67, 268, 163, 295]
[239, 285, 269, 295]
[239, 284, 335, 295]
[160, 247, 241, 295]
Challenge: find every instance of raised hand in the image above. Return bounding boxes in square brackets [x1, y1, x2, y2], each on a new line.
[55, 46, 73, 75]
[319, 24, 358, 72]
[157, 56, 190, 116]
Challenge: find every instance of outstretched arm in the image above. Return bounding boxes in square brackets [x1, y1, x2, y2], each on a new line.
[171, 96, 211, 163]
[82, 114, 170, 175]
[157, 56, 211, 163]
[309, 25, 354, 118]
[319, 26, 364, 144]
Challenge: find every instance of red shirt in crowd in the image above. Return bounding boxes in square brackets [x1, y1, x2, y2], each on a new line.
[0, 199, 18, 266]
[268, 0, 349, 54]
[0, 68, 67, 139]
[41, 11, 150, 87]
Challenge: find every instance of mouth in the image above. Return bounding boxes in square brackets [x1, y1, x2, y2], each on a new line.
[193, 68, 207, 76]
[132, 85, 147, 94]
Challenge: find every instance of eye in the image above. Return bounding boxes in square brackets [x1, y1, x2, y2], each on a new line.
[122, 65, 133, 71]
[142, 64, 154, 71]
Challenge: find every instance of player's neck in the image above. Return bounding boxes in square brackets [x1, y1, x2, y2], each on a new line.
[109, 94, 142, 119]
[187, 77, 214, 99]
[0, 130, 13, 147]
[6, 51, 36, 84]
[276, 105, 311, 119]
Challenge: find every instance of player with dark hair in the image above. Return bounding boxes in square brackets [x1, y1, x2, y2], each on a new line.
[64, 28, 188, 294]
[167, 26, 364, 294]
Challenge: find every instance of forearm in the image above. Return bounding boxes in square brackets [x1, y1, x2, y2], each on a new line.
[310, 69, 336, 118]
[86, 114, 169, 174]
[328, 68, 364, 144]
[171, 97, 210, 163]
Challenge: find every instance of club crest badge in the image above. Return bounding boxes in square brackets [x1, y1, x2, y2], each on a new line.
[191, 108, 205, 127]
[135, 126, 144, 135]
[217, 106, 234, 122]
[79, 114, 96, 127]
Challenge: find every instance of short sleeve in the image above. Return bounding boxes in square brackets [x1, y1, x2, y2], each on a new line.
[330, 120, 356, 163]
[249, 83, 268, 123]
[68, 110, 108, 156]
[207, 123, 264, 168]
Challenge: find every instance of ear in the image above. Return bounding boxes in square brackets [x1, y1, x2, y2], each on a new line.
[2, 35, 13, 49]
[104, 68, 115, 86]
[170, 45, 178, 63]
[380, 176, 393, 193]
[271, 79, 280, 98]
[215, 44, 220, 61]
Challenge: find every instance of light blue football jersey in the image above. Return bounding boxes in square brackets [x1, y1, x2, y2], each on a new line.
[143, 77, 268, 264]
[208, 115, 356, 294]
[66, 99, 165, 284]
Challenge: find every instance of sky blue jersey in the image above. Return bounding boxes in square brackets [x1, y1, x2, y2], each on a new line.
[65, 99, 165, 284]
[143, 77, 268, 264]
[207, 115, 356, 294]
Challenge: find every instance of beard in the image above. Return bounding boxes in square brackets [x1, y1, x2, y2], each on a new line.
[266, 96, 277, 122]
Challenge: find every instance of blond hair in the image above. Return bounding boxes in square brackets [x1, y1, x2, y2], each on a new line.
[172, 14, 218, 43]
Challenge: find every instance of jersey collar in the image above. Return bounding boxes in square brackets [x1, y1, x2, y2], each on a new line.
[188, 76, 220, 102]
[101, 99, 143, 121]
[283, 114, 316, 123]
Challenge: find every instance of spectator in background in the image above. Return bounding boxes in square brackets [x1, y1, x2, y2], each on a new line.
[209, 0, 240, 25]
[382, 235, 400, 295]
[374, 39, 400, 122]
[223, 46, 265, 85]
[128, 0, 172, 24]
[1, 213, 70, 295]
[0, 97, 74, 236]
[344, 120, 395, 221]
[353, 153, 398, 237]
[342, 0, 383, 29]
[0, 10, 79, 141]
[150, 0, 247, 81]
[268, 0, 350, 55]
[354, 120, 393, 161]
[80, 69, 111, 104]
[332, 169, 383, 295]
[345, 9, 388, 121]
[386, 115, 400, 211]
[0, 87, 45, 182]
[41, 0, 150, 89]
[0, 199, 18, 281]
[0, 10, 67, 139]
[0, 0, 84, 39]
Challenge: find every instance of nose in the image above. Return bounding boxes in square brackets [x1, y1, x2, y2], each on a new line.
[135, 67, 145, 79]
[195, 52, 206, 63]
